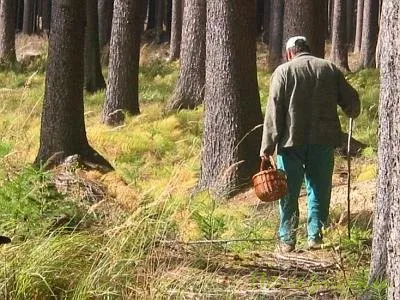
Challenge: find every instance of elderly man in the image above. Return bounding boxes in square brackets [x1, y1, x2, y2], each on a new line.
[260, 36, 360, 252]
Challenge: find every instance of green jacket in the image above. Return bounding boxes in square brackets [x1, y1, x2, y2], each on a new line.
[260, 53, 360, 156]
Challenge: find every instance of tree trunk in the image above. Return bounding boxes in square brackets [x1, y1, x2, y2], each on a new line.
[98, 0, 114, 48]
[0, 0, 16, 66]
[146, 0, 156, 30]
[359, 0, 379, 68]
[40, 0, 51, 35]
[165, 0, 205, 111]
[256, 0, 263, 36]
[168, 0, 182, 61]
[262, 0, 270, 44]
[353, 0, 363, 53]
[165, 0, 172, 41]
[84, 0, 106, 93]
[16, 0, 24, 32]
[22, 0, 34, 34]
[369, 2, 400, 296]
[313, 0, 328, 58]
[34, 0, 112, 171]
[267, 0, 284, 71]
[283, 0, 326, 59]
[200, 0, 263, 198]
[155, 0, 164, 43]
[102, 0, 145, 125]
[331, 0, 349, 71]
[346, 0, 354, 50]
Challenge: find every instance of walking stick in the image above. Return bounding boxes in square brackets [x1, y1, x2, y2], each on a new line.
[347, 118, 354, 240]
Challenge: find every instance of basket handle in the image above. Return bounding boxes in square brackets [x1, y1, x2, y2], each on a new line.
[260, 156, 277, 171]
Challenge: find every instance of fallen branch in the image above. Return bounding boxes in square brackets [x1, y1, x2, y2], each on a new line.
[159, 238, 275, 245]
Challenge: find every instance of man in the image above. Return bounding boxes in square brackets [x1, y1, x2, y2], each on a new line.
[260, 36, 360, 252]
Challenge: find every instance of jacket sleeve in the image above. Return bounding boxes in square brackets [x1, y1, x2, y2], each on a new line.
[260, 69, 286, 156]
[337, 71, 361, 118]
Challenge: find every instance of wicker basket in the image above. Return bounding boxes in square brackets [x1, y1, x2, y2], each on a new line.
[252, 156, 288, 202]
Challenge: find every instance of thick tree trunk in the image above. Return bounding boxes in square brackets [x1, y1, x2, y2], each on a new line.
[359, 0, 379, 68]
[283, 0, 326, 59]
[168, 0, 182, 61]
[22, 0, 34, 34]
[165, 0, 205, 111]
[262, 0, 270, 44]
[102, 0, 145, 125]
[84, 0, 106, 93]
[0, 0, 16, 66]
[35, 0, 112, 171]
[369, 2, 400, 297]
[267, 0, 284, 71]
[331, 0, 349, 70]
[98, 0, 114, 48]
[353, 0, 363, 53]
[200, 0, 263, 198]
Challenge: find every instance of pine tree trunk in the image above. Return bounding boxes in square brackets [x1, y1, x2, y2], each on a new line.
[0, 0, 16, 66]
[283, 0, 326, 59]
[359, 0, 379, 68]
[267, 0, 284, 71]
[262, 0, 270, 44]
[168, 0, 182, 61]
[40, 0, 51, 35]
[98, 0, 114, 48]
[331, 0, 349, 70]
[155, 0, 164, 43]
[35, 0, 112, 171]
[346, 0, 354, 50]
[146, 0, 156, 30]
[165, 0, 205, 111]
[200, 0, 263, 198]
[22, 0, 34, 34]
[84, 0, 106, 93]
[102, 0, 145, 125]
[369, 2, 400, 296]
[353, 0, 363, 53]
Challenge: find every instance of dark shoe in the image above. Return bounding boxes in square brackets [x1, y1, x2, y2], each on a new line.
[307, 239, 323, 250]
[275, 241, 295, 253]
[0, 236, 11, 244]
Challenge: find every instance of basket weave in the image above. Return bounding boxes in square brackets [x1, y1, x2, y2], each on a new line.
[252, 156, 288, 202]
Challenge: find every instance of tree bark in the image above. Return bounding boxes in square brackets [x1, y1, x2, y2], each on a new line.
[0, 0, 16, 66]
[165, 0, 205, 111]
[22, 0, 34, 34]
[98, 0, 114, 48]
[155, 0, 164, 43]
[346, 0, 354, 50]
[35, 0, 112, 171]
[267, 0, 284, 71]
[331, 0, 349, 71]
[353, 0, 363, 53]
[369, 2, 400, 296]
[168, 0, 182, 61]
[283, 0, 326, 59]
[359, 0, 379, 68]
[262, 0, 270, 44]
[84, 0, 106, 93]
[200, 0, 263, 198]
[146, 0, 156, 30]
[102, 0, 145, 125]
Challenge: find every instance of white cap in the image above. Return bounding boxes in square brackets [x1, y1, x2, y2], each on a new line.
[285, 36, 307, 50]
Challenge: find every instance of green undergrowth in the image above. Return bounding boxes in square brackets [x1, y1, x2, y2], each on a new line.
[0, 49, 380, 298]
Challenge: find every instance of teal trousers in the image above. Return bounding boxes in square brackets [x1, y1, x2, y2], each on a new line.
[276, 144, 334, 244]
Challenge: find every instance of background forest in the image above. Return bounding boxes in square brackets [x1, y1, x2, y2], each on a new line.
[0, 0, 398, 299]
